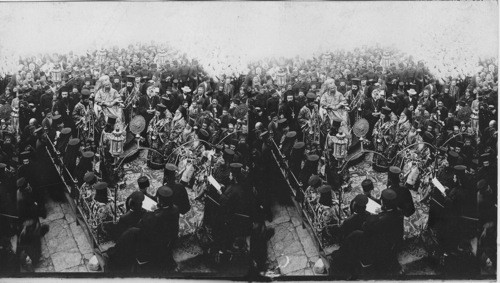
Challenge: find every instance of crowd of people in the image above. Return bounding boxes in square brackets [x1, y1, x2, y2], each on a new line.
[0, 43, 497, 278]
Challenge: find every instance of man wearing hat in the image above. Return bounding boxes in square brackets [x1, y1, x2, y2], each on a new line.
[54, 90, 76, 132]
[16, 177, 40, 221]
[477, 152, 496, 194]
[319, 82, 349, 133]
[451, 164, 479, 242]
[163, 163, 190, 215]
[120, 75, 140, 124]
[341, 194, 369, 239]
[217, 162, 257, 252]
[372, 106, 395, 169]
[361, 179, 380, 204]
[135, 186, 179, 272]
[405, 88, 418, 110]
[39, 89, 54, 118]
[18, 151, 35, 187]
[72, 88, 96, 143]
[89, 182, 115, 230]
[361, 188, 404, 274]
[135, 176, 155, 200]
[95, 81, 124, 126]
[266, 89, 280, 120]
[111, 191, 146, 241]
[80, 172, 97, 201]
[304, 174, 322, 205]
[395, 108, 412, 144]
[298, 92, 318, 137]
[388, 166, 415, 217]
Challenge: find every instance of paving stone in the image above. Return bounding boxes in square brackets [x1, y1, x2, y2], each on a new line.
[270, 203, 290, 225]
[286, 205, 303, 227]
[65, 213, 76, 223]
[44, 218, 69, 242]
[46, 232, 79, 255]
[60, 202, 72, 214]
[40, 238, 50, 259]
[275, 241, 304, 257]
[270, 222, 299, 246]
[296, 226, 319, 258]
[304, 268, 314, 275]
[44, 202, 64, 222]
[74, 231, 93, 255]
[277, 254, 308, 275]
[51, 251, 82, 272]
[69, 221, 83, 234]
[267, 245, 276, 262]
[45, 199, 61, 212]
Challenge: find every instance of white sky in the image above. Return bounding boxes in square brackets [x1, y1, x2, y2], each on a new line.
[0, 1, 498, 76]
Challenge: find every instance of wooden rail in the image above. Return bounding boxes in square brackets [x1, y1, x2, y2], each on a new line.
[44, 138, 105, 254]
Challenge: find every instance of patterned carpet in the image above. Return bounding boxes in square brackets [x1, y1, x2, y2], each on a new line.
[344, 153, 429, 240]
[120, 150, 205, 237]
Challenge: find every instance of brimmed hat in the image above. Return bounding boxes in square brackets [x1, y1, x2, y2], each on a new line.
[230, 163, 243, 171]
[156, 103, 167, 112]
[408, 89, 417, 95]
[381, 106, 391, 116]
[181, 86, 191, 93]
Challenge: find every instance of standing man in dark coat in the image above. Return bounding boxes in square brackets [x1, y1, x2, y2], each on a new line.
[112, 191, 146, 241]
[163, 163, 191, 215]
[218, 163, 257, 250]
[135, 186, 179, 273]
[16, 177, 39, 221]
[388, 166, 415, 217]
[341, 194, 369, 239]
[54, 90, 76, 132]
[361, 189, 404, 275]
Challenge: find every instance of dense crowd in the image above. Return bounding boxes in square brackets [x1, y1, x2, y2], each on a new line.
[0, 43, 497, 278]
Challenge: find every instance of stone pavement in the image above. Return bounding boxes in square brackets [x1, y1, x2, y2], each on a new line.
[265, 200, 320, 276]
[32, 198, 94, 272]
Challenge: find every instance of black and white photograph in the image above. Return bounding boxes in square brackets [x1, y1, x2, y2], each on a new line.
[0, 1, 497, 280]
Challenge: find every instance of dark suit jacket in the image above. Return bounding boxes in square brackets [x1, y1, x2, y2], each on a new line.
[362, 209, 404, 264]
[392, 184, 416, 218]
[340, 211, 369, 239]
[112, 209, 145, 240]
[135, 206, 179, 263]
[169, 182, 191, 215]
